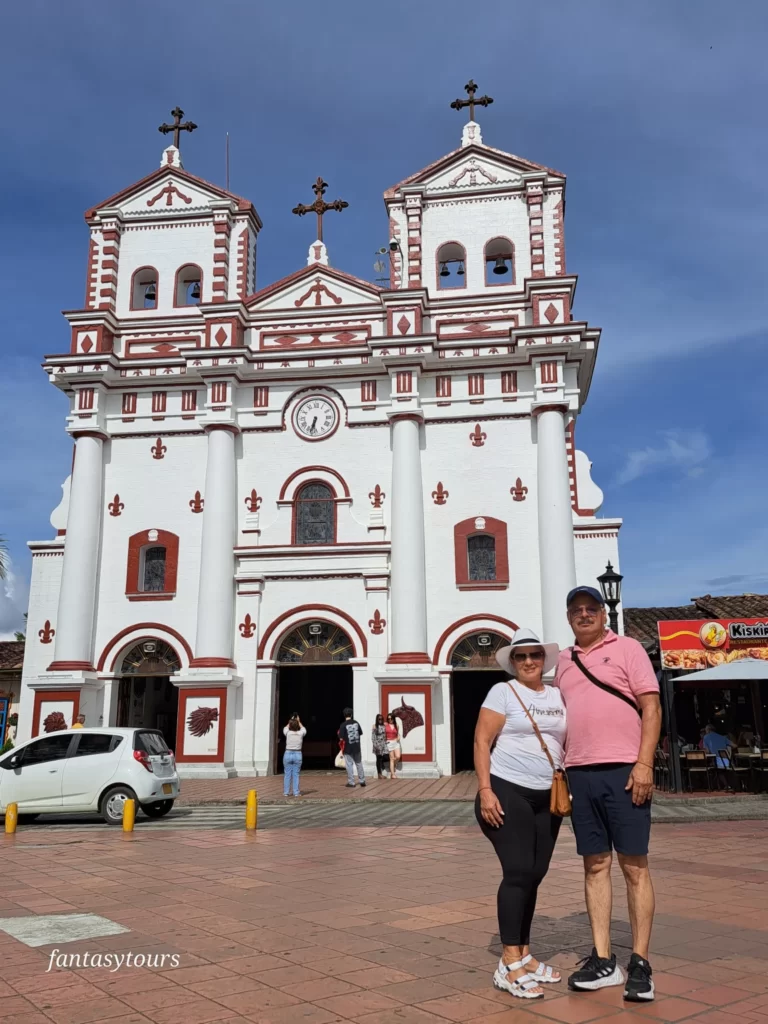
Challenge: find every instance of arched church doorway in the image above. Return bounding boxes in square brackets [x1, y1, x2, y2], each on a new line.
[116, 639, 180, 751]
[450, 631, 509, 772]
[274, 621, 354, 772]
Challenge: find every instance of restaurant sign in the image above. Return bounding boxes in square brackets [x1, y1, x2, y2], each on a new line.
[658, 618, 768, 670]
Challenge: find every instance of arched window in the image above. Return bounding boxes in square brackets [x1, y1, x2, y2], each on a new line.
[294, 483, 335, 545]
[467, 535, 496, 581]
[131, 267, 158, 310]
[436, 242, 466, 290]
[175, 264, 202, 306]
[141, 546, 167, 592]
[484, 237, 515, 285]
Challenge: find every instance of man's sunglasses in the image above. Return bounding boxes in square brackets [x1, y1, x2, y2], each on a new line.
[512, 650, 545, 663]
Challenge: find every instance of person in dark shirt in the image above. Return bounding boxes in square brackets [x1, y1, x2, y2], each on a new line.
[338, 707, 366, 788]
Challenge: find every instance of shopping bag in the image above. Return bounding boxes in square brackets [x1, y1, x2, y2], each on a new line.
[334, 740, 346, 769]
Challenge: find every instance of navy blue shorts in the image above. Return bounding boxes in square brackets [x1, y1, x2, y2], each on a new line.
[567, 763, 651, 857]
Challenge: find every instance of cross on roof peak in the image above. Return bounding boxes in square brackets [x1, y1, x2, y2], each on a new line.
[292, 177, 349, 244]
[450, 80, 494, 123]
[158, 107, 198, 151]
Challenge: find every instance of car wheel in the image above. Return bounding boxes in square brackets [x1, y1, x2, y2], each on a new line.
[140, 800, 174, 819]
[100, 786, 137, 826]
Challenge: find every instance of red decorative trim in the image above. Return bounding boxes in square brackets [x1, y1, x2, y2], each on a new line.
[189, 491, 204, 513]
[239, 614, 256, 638]
[368, 484, 385, 508]
[565, 421, 596, 516]
[380, 683, 432, 762]
[236, 228, 249, 299]
[38, 620, 56, 644]
[483, 237, 516, 286]
[130, 266, 159, 311]
[78, 388, 95, 412]
[385, 652, 431, 664]
[127, 593, 175, 602]
[98, 624, 191, 673]
[469, 423, 486, 447]
[244, 489, 262, 512]
[85, 238, 98, 310]
[553, 199, 566, 276]
[435, 375, 452, 399]
[189, 657, 236, 668]
[108, 494, 124, 517]
[361, 380, 377, 403]
[182, 390, 197, 418]
[173, 263, 204, 307]
[126, 530, 179, 598]
[432, 613, 520, 665]
[432, 482, 449, 505]
[46, 662, 95, 672]
[254, 386, 269, 408]
[532, 403, 568, 416]
[468, 373, 484, 397]
[510, 478, 528, 502]
[147, 182, 192, 207]
[294, 279, 343, 307]
[390, 413, 422, 424]
[502, 371, 517, 395]
[278, 465, 350, 500]
[32, 689, 81, 738]
[122, 393, 137, 421]
[176, 687, 227, 763]
[453, 516, 509, 589]
[259, 605, 367, 659]
[151, 437, 167, 460]
[540, 361, 558, 385]
[203, 423, 240, 436]
[368, 610, 386, 635]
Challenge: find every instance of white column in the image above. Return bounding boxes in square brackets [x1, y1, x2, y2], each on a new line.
[536, 406, 577, 649]
[388, 414, 429, 662]
[50, 433, 104, 670]
[194, 426, 237, 666]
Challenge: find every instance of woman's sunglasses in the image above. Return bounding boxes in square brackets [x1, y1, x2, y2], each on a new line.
[512, 650, 545, 663]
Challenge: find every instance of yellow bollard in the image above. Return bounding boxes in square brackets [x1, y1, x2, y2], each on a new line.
[122, 798, 135, 832]
[4, 803, 18, 834]
[245, 789, 258, 831]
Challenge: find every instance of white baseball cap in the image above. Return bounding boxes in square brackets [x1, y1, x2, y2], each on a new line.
[495, 627, 560, 676]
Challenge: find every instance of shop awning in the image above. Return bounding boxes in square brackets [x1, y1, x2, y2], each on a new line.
[670, 658, 768, 682]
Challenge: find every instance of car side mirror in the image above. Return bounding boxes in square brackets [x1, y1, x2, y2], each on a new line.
[1, 754, 20, 770]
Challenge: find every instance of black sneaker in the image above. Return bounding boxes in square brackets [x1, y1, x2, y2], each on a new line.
[359, 782, 366, 787]
[568, 948, 623, 991]
[624, 953, 654, 1001]
[345, 783, 355, 788]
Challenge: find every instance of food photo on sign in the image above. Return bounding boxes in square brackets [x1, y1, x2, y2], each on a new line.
[658, 619, 768, 670]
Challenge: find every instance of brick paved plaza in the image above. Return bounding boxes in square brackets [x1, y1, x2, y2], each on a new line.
[1, 819, 767, 1024]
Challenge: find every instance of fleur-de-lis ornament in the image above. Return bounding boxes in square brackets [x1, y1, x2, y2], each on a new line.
[239, 614, 256, 638]
[151, 437, 167, 460]
[368, 485, 385, 509]
[510, 478, 529, 502]
[368, 610, 386, 635]
[432, 482, 449, 505]
[189, 490, 204, 513]
[108, 494, 124, 517]
[38, 620, 55, 644]
[244, 489, 262, 513]
[469, 424, 487, 447]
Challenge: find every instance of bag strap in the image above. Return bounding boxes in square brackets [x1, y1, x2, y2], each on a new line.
[571, 650, 641, 717]
[505, 683, 557, 773]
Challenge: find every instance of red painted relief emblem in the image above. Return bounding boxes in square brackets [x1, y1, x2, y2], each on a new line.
[369, 610, 386, 635]
[239, 614, 256, 639]
[81, 335, 93, 353]
[151, 438, 167, 460]
[432, 482, 449, 505]
[469, 424, 487, 448]
[368, 485, 385, 509]
[244, 489, 262, 512]
[38, 620, 55, 645]
[544, 303, 559, 324]
[108, 494, 124, 517]
[294, 279, 343, 307]
[189, 491, 204, 513]
[510, 478, 529, 502]
[397, 315, 410, 335]
[146, 182, 193, 207]
[43, 710, 67, 733]
[187, 706, 218, 737]
[214, 327, 228, 346]
[391, 698, 424, 737]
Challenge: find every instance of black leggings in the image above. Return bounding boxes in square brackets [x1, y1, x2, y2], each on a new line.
[475, 775, 562, 946]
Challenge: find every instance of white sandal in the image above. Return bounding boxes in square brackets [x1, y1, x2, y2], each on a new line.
[493, 959, 544, 999]
[522, 953, 561, 983]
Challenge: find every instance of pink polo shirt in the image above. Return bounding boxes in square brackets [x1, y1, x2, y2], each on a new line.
[553, 631, 659, 768]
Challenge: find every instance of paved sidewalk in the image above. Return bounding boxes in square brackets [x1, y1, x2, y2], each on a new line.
[1, 819, 767, 1023]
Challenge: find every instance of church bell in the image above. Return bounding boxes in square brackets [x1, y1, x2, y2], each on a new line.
[457, 261, 465, 276]
[493, 256, 509, 275]
[439, 262, 450, 277]
[190, 281, 201, 301]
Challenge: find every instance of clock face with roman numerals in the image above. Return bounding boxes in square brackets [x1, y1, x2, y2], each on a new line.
[293, 396, 339, 441]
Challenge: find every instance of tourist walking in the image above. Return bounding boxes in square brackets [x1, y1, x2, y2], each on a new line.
[384, 713, 402, 779]
[372, 714, 389, 778]
[474, 627, 566, 1000]
[283, 713, 305, 797]
[555, 586, 662, 1002]
[338, 708, 366, 788]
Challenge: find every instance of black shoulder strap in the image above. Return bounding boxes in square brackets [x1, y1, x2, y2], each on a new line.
[571, 650, 642, 717]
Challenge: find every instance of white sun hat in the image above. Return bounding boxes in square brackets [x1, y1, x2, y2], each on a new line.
[496, 627, 560, 676]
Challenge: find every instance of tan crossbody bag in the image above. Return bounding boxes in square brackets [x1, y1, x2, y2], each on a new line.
[507, 683, 571, 818]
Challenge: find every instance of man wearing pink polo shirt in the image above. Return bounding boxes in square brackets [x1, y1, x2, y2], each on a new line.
[554, 586, 661, 1003]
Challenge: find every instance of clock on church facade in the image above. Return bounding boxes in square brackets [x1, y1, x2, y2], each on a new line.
[18, 89, 620, 778]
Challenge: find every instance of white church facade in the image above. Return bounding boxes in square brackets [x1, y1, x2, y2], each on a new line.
[19, 91, 620, 777]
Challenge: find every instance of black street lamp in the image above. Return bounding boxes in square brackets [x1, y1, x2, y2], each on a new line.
[597, 561, 624, 633]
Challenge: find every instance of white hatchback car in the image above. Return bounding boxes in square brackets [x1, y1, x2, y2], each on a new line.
[0, 728, 180, 825]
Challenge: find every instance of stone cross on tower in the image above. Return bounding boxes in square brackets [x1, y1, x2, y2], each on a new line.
[450, 80, 493, 122]
[158, 107, 198, 150]
[292, 177, 349, 243]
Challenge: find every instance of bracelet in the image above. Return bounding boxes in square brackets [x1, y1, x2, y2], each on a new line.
[635, 761, 654, 769]
[477, 786, 493, 793]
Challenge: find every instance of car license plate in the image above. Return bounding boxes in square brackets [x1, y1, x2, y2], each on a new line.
[162, 784, 173, 794]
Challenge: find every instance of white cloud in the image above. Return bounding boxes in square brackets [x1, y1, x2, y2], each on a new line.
[0, 558, 27, 639]
[614, 430, 712, 486]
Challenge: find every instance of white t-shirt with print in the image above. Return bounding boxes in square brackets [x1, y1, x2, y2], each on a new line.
[482, 681, 566, 790]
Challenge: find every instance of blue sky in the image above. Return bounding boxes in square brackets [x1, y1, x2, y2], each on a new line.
[2, 0, 767, 636]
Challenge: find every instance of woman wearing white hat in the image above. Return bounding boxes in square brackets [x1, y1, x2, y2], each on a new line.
[474, 627, 566, 1000]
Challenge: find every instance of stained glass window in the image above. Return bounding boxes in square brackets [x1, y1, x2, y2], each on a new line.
[277, 622, 353, 663]
[295, 483, 335, 545]
[451, 631, 508, 669]
[467, 534, 496, 581]
[120, 639, 181, 675]
[142, 546, 166, 591]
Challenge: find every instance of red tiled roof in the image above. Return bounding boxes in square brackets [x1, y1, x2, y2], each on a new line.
[624, 594, 768, 651]
[0, 641, 24, 671]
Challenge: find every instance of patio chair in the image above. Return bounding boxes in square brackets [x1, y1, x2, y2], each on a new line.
[681, 750, 713, 792]
[654, 748, 671, 792]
